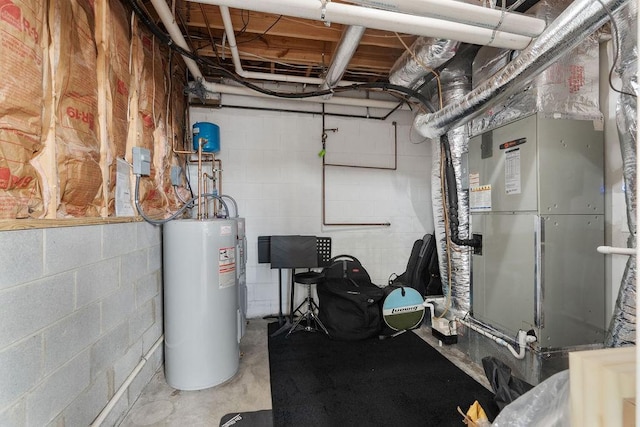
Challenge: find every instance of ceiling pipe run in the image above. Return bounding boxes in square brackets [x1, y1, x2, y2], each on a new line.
[219, 6, 355, 86]
[188, 0, 534, 50]
[414, 0, 631, 138]
[151, 0, 204, 79]
[149, 0, 410, 110]
[341, 0, 546, 38]
[190, 81, 411, 109]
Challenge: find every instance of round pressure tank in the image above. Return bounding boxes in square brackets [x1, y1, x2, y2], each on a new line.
[163, 218, 238, 390]
[192, 122, 220, 153]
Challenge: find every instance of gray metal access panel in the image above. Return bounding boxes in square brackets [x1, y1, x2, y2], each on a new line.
[468, 114, 605, 349]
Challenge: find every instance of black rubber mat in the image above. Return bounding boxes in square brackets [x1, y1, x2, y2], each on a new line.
[268, 322, 497, 427]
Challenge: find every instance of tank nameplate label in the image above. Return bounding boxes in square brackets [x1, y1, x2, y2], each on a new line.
[219, 247, 236, 288]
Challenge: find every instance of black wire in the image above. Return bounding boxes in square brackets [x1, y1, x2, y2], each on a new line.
[127, 0, 434, 110]
[596, 0, 637, 98]
[238, 15, 283, 44]
[238, 10, 250, 36]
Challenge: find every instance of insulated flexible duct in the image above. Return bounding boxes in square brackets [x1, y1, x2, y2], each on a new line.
[414, 0, 631, 138]
[426, 50, 478, 314]
[606, 1, 637, 347]
[388, 38, 460, 89]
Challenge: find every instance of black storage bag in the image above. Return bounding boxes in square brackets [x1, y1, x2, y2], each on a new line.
[482, 356, 534, 411]
[391, 234, 442, 297]
[317, 255, 385, 340]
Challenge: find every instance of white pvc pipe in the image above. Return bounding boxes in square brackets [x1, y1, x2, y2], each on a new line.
[456, 318, 536, 360]
[197, 80, 410, 109]
[597, 245, 637, 256]
[189, 0, 533, 50]
[151, 0, 409, 110]
[342, 0, 546, 37]
[91, 335, 164, 427]
[150, 0, 203, 80]
[219, 6, 343, 85]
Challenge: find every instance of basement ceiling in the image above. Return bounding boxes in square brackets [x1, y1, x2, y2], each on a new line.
[144, 0, 540, 84]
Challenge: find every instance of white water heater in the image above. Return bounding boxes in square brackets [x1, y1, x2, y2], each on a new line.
[163, 219, 239, 390]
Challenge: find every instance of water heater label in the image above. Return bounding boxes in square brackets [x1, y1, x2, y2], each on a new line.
[219, 247, 236, 288]
[220, 225, 232, 235]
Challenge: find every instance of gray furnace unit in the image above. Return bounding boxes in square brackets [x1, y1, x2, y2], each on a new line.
[468, 114, 605, 349]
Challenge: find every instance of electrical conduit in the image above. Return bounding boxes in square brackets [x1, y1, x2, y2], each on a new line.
[456, 318, 537, 360]
[91, 335, 164, 426]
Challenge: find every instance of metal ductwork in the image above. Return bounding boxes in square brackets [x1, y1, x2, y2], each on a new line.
[388, 38, 460, 89]
[414, 0, 631, 138]
[426, 50, 478, 315]
[321, 25, 367, 91]
[607, 0, 637, 347]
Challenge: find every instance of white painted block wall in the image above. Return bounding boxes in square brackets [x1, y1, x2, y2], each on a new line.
[190, 101, 434, 318]
[0, 222, 163, 426]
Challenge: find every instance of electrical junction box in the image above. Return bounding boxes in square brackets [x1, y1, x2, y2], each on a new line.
[468, 114, 605, 350]
[170, 165, 182, 186]
[132, 147, 151, 176]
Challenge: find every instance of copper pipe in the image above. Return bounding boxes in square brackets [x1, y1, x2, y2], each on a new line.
[203, 172, 211, 217]
[325, 121, 398, 171]
[214, 157, 223, 215]
[197, 142, 203, 219]
[321, 106, 392, 227]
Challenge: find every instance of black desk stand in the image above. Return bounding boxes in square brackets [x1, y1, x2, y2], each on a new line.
[270, 268, 297, 337]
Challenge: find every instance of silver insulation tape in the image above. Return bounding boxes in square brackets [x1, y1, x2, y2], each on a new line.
[389, 38, 460, 89]
[607, 0, 637, 347]
[415, 0, 630, 139]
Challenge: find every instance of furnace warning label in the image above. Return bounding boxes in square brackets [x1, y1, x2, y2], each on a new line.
[505, 148, 521, 195]
[469, 172, 480, 188]
[470, 185, 492, 212]
[219, 247, 236, 289]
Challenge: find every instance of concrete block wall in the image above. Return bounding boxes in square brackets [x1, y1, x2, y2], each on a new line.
[0, 222, 163, 426]
[190, 101, 434, 318]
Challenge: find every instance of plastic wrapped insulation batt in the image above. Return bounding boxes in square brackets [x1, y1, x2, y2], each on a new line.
[606, 0, 637, 347]
[414, 0, 630, 139]
[0, 0, 46, 218]
[389, 38, 459, 89]
[470, 0, 603, 135]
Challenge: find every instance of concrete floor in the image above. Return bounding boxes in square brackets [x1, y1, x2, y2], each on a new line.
[119, 318, 491, 426]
